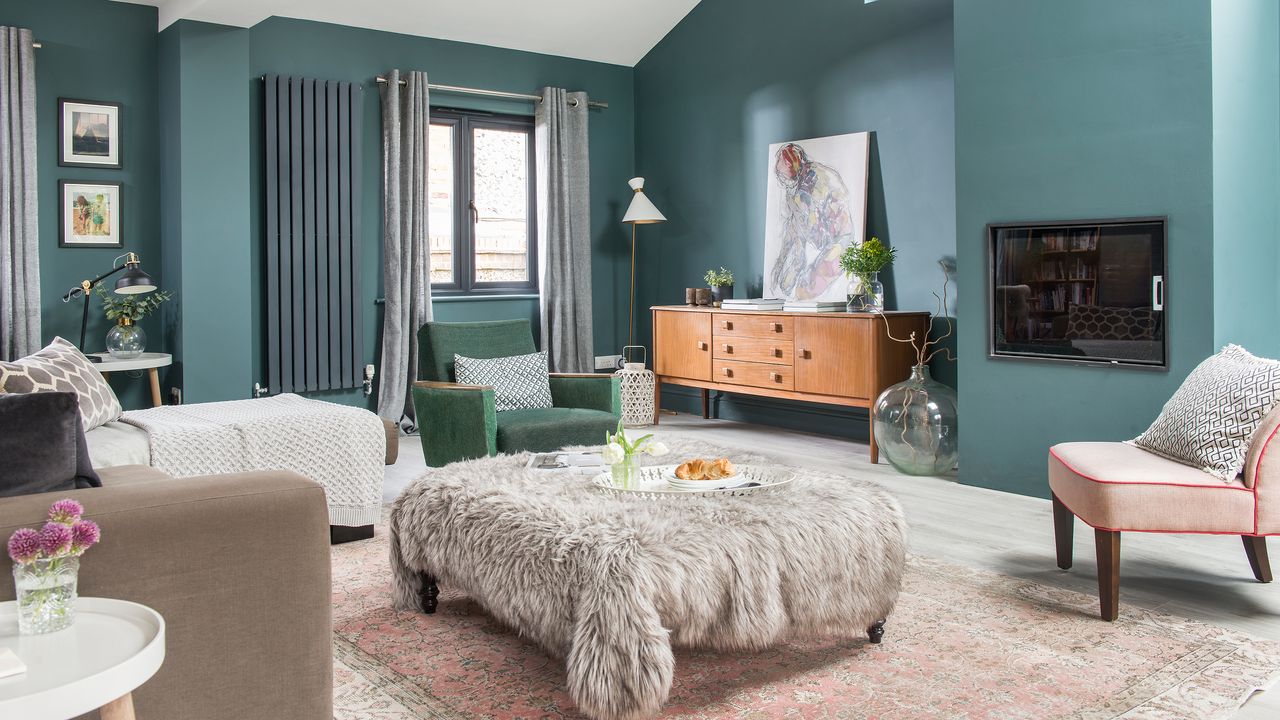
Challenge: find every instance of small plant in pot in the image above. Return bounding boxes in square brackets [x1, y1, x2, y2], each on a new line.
[839, 237, 896, 312]
[704, 267, 735, 306]
[95, 286, 173, 359]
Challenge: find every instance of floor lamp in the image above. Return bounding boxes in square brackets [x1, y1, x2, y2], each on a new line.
[622, 177, 666, 355]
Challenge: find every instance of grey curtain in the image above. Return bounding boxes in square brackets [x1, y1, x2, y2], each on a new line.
[377, 69, 432, 423]
[536, 88, 594, 373]
[0, 27, 39, 361]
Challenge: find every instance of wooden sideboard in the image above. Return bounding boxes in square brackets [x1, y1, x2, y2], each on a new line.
[651, 305, 929, 463]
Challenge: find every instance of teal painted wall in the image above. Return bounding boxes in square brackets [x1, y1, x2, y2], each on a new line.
[1211, 0, 1280, 358]
[247, 17, 636, 409]
[1, 0, 161, 409]
[632, 0, 956, 436]
[955, 0, 1215, 496]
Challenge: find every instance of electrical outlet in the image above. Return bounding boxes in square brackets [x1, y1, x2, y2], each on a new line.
[595, 354, 622, 371]
[170, 387, 182, 405]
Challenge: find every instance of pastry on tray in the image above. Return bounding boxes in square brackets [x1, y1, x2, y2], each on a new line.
[674, 458, 736, 481]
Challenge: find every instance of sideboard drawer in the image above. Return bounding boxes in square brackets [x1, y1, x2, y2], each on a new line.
[714, 314, 794, 340]
[713, 336, 793, 365]
[713, 359, 795, 391]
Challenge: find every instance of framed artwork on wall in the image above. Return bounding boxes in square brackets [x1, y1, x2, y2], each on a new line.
[58, 98, 122, 168]
[59, 180, 122, 248]
[762, 131, 870, 302]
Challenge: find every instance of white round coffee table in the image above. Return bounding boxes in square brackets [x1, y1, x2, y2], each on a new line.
[0, 598, 165, 720]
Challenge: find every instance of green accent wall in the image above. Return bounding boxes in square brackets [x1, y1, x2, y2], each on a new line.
[954, 0, 1216, 496]
[1211, 0, 1280, 358]
[632, 0, 956, 434]
[247, 17, 636, 408]
[1, 0, 160, 408]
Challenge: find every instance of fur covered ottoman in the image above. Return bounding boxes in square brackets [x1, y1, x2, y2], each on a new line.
[389, 440, 907, 720]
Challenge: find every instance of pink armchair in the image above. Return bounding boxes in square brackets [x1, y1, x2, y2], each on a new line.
[1049, 407, 1278, 620]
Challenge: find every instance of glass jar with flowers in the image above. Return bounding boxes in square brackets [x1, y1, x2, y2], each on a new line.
[7, 499, 102, 635]
[95, 286, 173, 359]
[602, 421, 669, 489]
[839, 237, 897, 313]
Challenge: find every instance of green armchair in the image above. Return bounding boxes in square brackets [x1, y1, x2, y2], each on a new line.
[412, 319, 621, 467]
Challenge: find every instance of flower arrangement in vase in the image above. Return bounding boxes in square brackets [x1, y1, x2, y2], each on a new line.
[602, 420, 669, 489]
[703, 267, 735, 306]
[7, 499, 101, 634]
[839, 237, 896, 312]
[95, 285, 173, 359]
[873, 261, 958, 476]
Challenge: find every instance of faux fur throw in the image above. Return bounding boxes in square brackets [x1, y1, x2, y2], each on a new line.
[120, 394, 385, 526]
[390, 439, 907, 720]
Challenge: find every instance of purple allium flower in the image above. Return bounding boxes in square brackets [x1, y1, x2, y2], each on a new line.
[7, 528, 41, 564]
[38, 522, 73, 557]
[70, 520, 101, 554]
[48, 499, 84, 526]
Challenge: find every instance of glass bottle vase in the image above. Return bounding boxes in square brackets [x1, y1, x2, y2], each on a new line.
[846, 272, 885, 313]
[872, 365, 958, 476]
[12, 557, 80, 635]
[106, 319, 146, 359]
[610, 453, 642, 490]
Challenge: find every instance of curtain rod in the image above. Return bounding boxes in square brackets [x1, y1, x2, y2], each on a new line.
[377, 77, 608, 110]
[32, 41, 41, 49]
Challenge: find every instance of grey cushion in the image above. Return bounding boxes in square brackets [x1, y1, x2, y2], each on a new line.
[454, 351, 553, 412]
[0, 391, 102, 498]
[0, 336, 122, 430]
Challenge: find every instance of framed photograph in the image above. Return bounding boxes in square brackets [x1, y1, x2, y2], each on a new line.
[60, 181, 122, 248]
[58, 98, 122, 168]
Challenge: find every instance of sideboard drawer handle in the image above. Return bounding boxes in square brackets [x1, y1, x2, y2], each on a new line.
[696, 341, 707, 351]
[722, 320, 733, 330]
[773, 347, 782, 357]
[723, 368, 733, 377]
[773, 322, 783, 332]
[771, 372, 781, 382]
[723, 344, 732, 353]
[799, 348, 810, 358]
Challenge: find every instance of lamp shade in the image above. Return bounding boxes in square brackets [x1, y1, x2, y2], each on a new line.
[114, 263, 156, 295]
[622, 177, 666, 225]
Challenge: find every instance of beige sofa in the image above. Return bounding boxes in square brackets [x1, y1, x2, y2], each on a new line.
[0, 466, 333, 720]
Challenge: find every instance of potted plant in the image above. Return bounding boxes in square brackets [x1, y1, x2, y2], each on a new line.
[95, 286, 173, 359]
[839, 237, 896, 312]
[602, 420, 669, 489]
[704, 267, 735, 306]
[8, 499, 102, 634]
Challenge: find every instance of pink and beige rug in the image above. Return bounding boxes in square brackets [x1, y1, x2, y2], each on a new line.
[332, 526, 1280, 719]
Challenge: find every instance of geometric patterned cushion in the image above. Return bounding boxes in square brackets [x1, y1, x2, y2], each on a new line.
[1130, 344, 1280, 481]
[453, 351, 553, 413]
[1065, 305, 1158, 341]
[0, 337, 122, 431]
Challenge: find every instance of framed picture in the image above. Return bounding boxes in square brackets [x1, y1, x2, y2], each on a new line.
[60, 181, 122, 248]
[58, 98, 122, 168]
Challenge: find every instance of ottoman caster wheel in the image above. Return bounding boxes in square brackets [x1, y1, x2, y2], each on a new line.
[867, 619, 886, 644]
[419, 573, 440, 614]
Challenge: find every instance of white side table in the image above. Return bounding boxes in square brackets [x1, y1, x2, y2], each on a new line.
[88, 353, 172, 408]
[0, 598, 165, 720]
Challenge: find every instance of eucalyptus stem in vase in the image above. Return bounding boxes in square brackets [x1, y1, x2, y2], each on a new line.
[95, 286, 173, 359]
[602, 420, 670, 489]
[7, 499, 102, 634]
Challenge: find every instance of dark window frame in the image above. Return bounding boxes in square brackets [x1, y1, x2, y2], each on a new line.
[429, 108, 538, 296]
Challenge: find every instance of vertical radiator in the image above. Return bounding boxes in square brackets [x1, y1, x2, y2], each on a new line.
[263, 75, 363, 394]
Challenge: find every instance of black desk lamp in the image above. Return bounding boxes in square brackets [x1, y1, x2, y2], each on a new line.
[61, 252, 157, 361]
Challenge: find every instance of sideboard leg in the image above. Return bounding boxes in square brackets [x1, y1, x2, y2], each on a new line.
[867, 619, 886, 644]
[653, 381, 662, 425]
[868, 415, 879, 464]
[701, 389, 710, 419]
[419, 573, 439, 614]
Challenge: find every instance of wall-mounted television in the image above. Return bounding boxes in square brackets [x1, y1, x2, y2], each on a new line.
[988, 217, 1167, 368]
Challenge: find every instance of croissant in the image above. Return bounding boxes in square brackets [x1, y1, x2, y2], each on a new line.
[676, 459, 707, 480]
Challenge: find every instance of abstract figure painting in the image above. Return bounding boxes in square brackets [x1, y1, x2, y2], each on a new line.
[763, 132, 870, 302]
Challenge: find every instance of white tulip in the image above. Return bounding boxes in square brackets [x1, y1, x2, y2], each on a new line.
[645, 441, 670, 457]
[601, 442, 626, 465]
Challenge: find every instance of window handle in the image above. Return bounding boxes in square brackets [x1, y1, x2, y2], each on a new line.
[469, 200, 479, 224]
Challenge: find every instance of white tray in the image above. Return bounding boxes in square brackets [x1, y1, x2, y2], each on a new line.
[591, 464, 795, 498]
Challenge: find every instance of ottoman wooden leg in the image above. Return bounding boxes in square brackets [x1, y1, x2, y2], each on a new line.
[1243, 536, 1273, 583]
[1095, 529, 1121, 621]
[419, 572, 440, 614]
[1052, 493, 1074, 570]
[867, 619, 886, 644]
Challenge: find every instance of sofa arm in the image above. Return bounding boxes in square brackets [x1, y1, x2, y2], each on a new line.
[549, 373, 622, 415]
[413, 380, 498, 467]
[0, 472, 332, 720]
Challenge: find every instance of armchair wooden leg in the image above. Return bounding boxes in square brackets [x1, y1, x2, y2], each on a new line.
[1095, 529, 1121, 621]
[1052, 493, 1073, 570]
[1243, 536, 1273, 583]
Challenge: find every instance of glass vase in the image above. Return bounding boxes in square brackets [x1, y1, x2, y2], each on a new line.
[13, 557, 80, 635]
[872, 365, 958, 476]
[846, 272, 885, 313]
[610, 453, 641, 490]
[106, 320, 146, 359]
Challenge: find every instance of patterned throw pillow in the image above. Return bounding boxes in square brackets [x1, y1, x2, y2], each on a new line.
[0, 337, 122, 431]
[1130, 345, 1280, 481]
[1065, 305, 1158, 341]
[453, 351, 554, 412]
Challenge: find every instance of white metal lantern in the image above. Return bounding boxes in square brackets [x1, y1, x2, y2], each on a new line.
[616, 345, 656, 428]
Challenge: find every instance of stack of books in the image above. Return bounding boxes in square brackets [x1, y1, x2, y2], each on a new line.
[720, 298, 785, 311]
[783, 300, 847, 313]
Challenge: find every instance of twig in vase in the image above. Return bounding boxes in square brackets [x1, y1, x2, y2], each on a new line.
[879, 260, 955, 367]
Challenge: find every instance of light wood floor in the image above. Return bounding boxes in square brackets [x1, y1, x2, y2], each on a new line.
[385, 413, 1280, 718]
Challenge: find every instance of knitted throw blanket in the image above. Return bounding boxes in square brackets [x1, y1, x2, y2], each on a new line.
[121, 394, 384, 526]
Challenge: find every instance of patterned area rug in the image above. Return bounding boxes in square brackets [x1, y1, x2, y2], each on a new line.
[332, 525, 1280, 720]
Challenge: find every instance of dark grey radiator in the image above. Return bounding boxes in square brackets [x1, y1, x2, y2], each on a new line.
[263, 75, 363, 394]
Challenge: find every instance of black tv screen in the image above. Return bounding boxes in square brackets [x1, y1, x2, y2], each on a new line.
[988, 217, 1166, 368]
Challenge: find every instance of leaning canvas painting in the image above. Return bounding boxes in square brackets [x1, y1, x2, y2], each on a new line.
[763, 131, 870, 302]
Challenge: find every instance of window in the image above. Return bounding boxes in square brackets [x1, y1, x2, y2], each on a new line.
[428, 109, 537, 295]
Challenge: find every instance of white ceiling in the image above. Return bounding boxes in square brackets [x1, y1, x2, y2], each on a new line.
[114, 0, 702, 66]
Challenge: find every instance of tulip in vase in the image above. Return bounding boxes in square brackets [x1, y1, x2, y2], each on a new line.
[602, 421, 670, 489]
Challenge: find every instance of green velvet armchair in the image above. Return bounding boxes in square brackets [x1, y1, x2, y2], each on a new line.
[411, 319, 621, 467]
